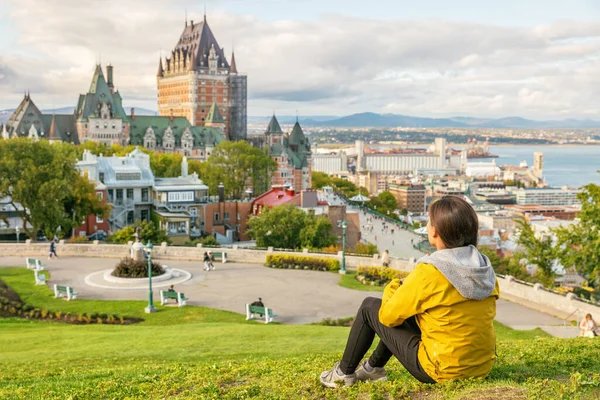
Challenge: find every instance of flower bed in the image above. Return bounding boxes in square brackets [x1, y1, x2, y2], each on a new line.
[0, 278, 142, 325]
[265, 254, 339, 272]
[111, 258, 165, 278]
[355, 266, 409, 287]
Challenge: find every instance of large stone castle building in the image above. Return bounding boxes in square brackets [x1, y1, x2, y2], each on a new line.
[157, 15, 247, 141]
[2, 64, 225, 160]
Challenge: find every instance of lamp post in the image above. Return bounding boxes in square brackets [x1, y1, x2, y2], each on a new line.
[144, 241, 156, 313]
[15, 226, 20, 244]
[337, 220, 347, 275]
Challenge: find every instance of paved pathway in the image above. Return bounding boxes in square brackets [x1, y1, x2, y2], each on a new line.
[0, 256, 573, 334]
[355, 210, 424, 259]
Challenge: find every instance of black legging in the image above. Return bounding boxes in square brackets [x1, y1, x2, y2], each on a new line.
[339, 297, 436, 384]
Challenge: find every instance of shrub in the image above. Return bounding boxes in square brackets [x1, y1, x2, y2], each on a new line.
[356, 265, 409, 287]
[184, 235, 220, 247]
[265, 254, 339, 272]
[312, 316, 354, 327]
[67, 235, 90, 244]
[111, 258, 165, 278]
[352, 242, 379, 255]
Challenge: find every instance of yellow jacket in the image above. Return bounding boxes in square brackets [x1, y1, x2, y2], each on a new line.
[379, 262, 499, 382]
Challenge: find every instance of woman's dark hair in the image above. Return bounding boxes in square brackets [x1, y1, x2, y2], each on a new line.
[428, 196, 478, 249]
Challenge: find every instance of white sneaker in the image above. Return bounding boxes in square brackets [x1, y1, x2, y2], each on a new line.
[355, 360, 387, 382]
[320, 364, 356, 388]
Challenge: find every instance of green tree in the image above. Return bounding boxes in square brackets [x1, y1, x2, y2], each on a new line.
[330, 178, 358, 197]
[514, 218, 556, 280]
[108, 220, 170, 245]
[352, 242, 379, 255]
[247, 205, 336, 249]
[201, 141, 277, 199]
[0, 139, 109, 240]
[554, 184, 600, 284]
[299, 216, 337, 249]
[311, 172, 331, 189]
[377, 191, 398, 211]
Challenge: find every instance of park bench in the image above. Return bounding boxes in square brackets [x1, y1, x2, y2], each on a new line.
[211, 252, 227, 263]
[26, 257, 44, 270]
[54, 284, 79, 301]
[245, 304, 277, 324]
[34, 270, 47, 285]
[159, 290, 188, 307]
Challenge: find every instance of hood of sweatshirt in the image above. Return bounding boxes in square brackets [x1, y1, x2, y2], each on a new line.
[418, 245, 496, 300]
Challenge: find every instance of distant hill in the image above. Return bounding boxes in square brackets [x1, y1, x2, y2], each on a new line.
[294, 113, 600, 129]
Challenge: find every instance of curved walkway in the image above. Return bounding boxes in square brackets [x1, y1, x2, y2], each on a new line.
[0, 256, 566, 331]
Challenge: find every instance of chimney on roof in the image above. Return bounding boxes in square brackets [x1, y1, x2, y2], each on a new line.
[286, 188, 295, 197]
[130, 107, 135, 121]
[218, 182, 225, 203]
[181, 156, 188, 178]
[191, 20, 194, 28]
[106, 64, 114, 93]
[170, 109, 174, 121]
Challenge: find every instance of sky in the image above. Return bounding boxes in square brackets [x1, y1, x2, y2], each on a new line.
[1, 0, 600, 119]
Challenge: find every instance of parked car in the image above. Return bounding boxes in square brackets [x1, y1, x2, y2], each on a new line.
[87, 230, 108, 241]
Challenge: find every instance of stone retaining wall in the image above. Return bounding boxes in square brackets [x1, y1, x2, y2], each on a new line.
[0, 243, 415, 272]
[498, 275, 600, 319]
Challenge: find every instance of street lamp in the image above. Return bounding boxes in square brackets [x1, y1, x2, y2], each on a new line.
[337, 220, 347, 275]
[15, 226, 20, 244]
[144, 241, 156, 313]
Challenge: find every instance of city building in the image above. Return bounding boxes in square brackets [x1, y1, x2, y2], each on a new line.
[465, 161, 501, 178]
[251, 185, 301, 215]
[3, 65, 226, 159]
[267, 117, 312, 193]
[388, 182, 427, 214]
[157, 15, 247, 141]
[476, 211, 519, 233]
[515, 187, 581, 206]
[77, 148, 155, 230]
[311, 139, 452, 177]
[504, 204, 581, 220]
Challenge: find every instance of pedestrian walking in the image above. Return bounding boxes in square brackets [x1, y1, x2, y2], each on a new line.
[48, 239, 58, 259]
[203, 251, 211, 271]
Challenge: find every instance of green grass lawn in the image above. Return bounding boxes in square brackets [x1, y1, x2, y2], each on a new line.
[337, 270, 384, 292]
[1, 267, 599, 399]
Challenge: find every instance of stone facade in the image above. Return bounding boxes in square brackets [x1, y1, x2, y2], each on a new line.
[3, 65, 225, 160]
[157, 16, 247, 141]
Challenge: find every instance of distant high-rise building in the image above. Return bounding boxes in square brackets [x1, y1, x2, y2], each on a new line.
[157, 15, 247, 141]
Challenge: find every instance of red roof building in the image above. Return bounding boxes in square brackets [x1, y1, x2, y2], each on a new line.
[251, 185, 301, 215]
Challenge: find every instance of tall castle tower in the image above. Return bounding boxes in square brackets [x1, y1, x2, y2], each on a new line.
[157, 15, 247, 141]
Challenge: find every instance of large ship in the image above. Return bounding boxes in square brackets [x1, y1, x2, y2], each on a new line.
[466, 137, 499, 159]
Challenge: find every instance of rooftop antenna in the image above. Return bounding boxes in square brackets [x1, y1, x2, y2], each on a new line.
[185, 9, 188, 26]
[296, 110, 299, 123]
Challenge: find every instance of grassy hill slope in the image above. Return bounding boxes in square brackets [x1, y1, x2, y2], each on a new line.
[1, 268, 599, 399]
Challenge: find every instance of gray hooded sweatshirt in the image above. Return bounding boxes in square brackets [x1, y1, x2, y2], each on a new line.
[418, 245, 496, 301]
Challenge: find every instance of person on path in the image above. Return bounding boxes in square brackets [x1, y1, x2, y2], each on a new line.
[207, 251, 215, 270]
[381, 250, 390, 268]
[48, 239, 58, 259]
[167, 284, 178, 304]
[580, 313, 600, 337]
[203, 252, 211, 271]
[320, 196, 499, 388]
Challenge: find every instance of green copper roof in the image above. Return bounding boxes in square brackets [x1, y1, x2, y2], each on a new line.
[269, 122, 311, 170]
[75, 64, 128, 122]
[205, 102, 225, 124]
[129, 115, 224, 148]
[265, 115, 283, 134]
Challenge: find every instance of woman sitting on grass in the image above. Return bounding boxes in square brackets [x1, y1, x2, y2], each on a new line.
[321, 196, 499, 387]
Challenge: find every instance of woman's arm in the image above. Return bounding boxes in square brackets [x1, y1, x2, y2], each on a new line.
[379, 264, 434, 328]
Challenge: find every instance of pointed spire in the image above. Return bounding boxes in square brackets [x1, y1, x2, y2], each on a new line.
[157, 57, 164, 77]
[229, 50, 238, 74]
[265, 114, 283, 135]
[185, 9, 188, 27]
[204, 4, 207, 22]
[205, 102, 225, 127]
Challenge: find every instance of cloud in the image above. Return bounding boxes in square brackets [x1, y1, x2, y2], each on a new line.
[1, 0, 600, 119]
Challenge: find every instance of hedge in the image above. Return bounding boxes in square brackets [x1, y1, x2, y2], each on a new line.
[356, 265, 409, 287]
[265, 254, 339, 272]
